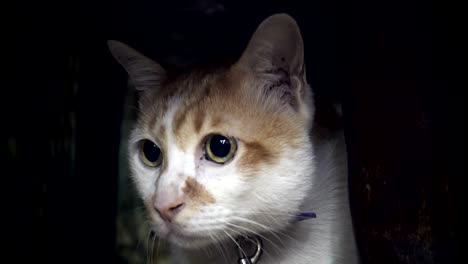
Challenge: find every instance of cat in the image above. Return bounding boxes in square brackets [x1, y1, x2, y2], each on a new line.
[109, 13, 359, 264]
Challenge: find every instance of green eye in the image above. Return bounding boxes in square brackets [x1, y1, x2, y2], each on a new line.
[140, 140, 162, 167]
[205, 134, 237, 164]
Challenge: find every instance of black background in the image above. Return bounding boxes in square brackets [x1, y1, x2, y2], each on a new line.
[10, 0, 460, 263]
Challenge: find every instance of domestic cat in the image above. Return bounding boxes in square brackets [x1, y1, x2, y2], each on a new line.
[109, 13, 359, 264]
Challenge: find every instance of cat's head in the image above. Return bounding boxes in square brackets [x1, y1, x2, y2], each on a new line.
[109, 13, 315, 249]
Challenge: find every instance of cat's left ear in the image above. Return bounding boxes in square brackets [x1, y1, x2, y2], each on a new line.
[107, 40, 166, 92]
[237, 14, 310, 111]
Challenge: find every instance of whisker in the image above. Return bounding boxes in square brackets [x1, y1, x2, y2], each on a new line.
[145, 228, 151, 264]
[208, 232, 220, 257]
[232, 210, 299, 217]
[150, 231, 156, 264]
[230, 216, 288, 243]
[223, 225, 276, 261]
[210, 231, 229, 264]
[222, 229, 249, 263]
[253, 213, 299, 242]
[202, 238, 214, 257]
[225, 222, 285, 256]
[234, 213, 297, 242]
[134, 213, 150, 252]
[155, 234, 161, 263]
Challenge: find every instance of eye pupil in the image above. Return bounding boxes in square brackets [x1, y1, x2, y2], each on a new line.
[143, 140, 161, 163]
[205, 134, 237, 164]
[209, 135, 231, 158]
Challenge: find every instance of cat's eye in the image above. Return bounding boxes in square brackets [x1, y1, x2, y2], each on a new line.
[205, 134, 237, 164]
[140, 140, 162, 167]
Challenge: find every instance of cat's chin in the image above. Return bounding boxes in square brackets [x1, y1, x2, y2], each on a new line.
[167, 231, 215, 249]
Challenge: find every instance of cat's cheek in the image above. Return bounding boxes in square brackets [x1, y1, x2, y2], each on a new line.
[129, 155, 159, 201]
[199, 162, 246, 199]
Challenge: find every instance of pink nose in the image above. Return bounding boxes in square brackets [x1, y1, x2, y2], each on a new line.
[154, 197, 185, 222]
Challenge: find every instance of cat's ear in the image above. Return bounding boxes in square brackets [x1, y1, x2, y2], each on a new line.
[107, 40, 166, 92]
[237, 14, 309, 110]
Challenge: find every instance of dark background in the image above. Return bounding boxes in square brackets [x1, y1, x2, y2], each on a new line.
[10, 0, 459, 263]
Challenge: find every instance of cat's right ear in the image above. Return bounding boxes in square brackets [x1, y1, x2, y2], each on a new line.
[107, 40, 166, 92]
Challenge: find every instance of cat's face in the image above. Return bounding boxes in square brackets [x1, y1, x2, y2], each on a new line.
[110, 14, 316, 249]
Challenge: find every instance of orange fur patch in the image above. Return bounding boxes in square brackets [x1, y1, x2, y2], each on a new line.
[182, 177, 215, 204]
[172, 108, 188, 135]
[240, 140, 276, 168]
[192, 107, 205, 133]
[210, 116, 223, 128]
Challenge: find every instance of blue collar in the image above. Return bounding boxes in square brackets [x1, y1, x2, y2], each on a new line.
[295, 211, 317, 222]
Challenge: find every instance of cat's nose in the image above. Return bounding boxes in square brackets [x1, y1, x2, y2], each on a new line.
[154, 197, 185, 222]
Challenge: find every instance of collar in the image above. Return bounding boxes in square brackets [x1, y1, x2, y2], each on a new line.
[235, 212, 316, 264]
